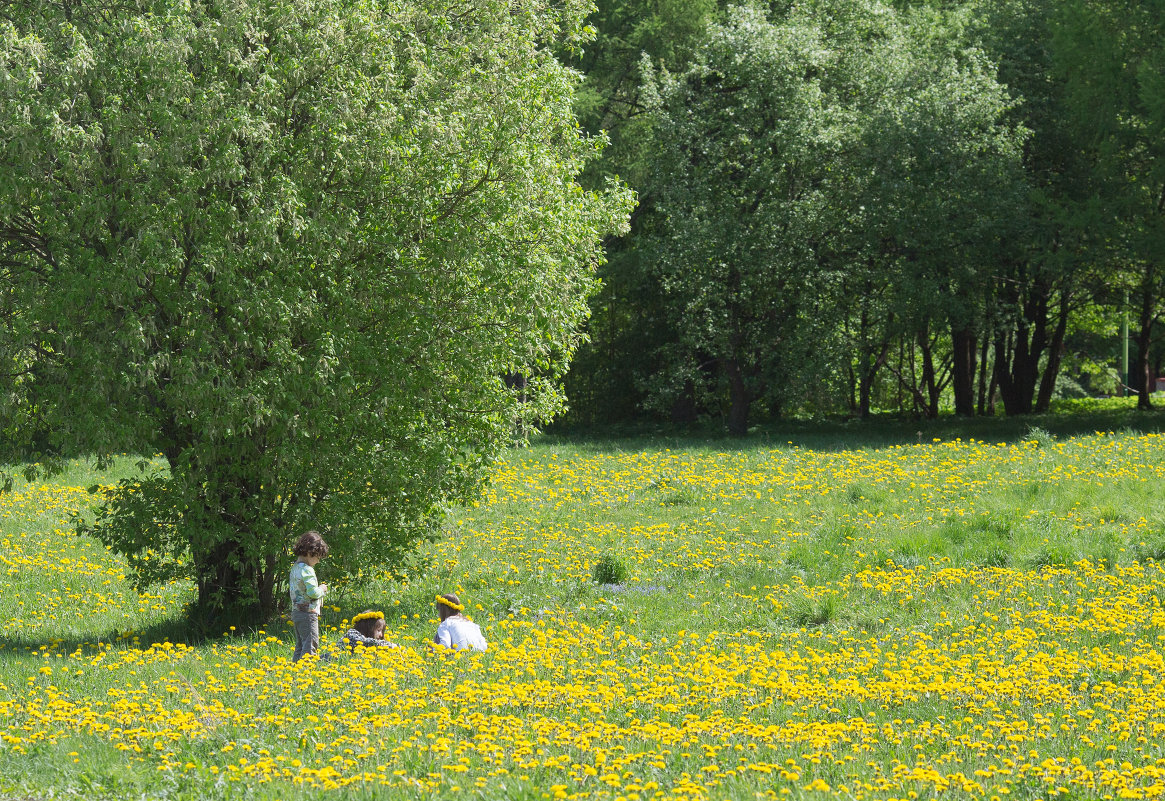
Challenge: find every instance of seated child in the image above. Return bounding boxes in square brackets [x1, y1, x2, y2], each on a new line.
[343, 610, 398, 651]
[434, 593, 488, 652]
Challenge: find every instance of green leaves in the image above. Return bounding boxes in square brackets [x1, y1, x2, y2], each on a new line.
[633, 0, 1026, 428]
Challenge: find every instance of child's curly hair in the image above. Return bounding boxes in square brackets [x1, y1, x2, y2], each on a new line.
[292, 530, 329, 559]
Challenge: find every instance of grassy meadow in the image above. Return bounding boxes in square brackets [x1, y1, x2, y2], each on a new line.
[4, 402, 1165, 799]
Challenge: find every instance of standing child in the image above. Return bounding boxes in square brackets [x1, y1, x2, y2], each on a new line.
[290, 530, 329, 662]
[434, 592, 488, 652]
[343, 610, 398, 651]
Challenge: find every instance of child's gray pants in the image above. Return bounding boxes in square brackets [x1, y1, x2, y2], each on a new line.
[291, 610, 319, 662]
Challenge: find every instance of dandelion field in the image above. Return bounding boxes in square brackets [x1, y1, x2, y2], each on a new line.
[5, 417, 1165, 800]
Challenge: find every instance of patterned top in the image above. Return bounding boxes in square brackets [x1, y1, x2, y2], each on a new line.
[434, 616, 488, 652]
[343, 629, 397, 650]
[289, 561, 326, 613]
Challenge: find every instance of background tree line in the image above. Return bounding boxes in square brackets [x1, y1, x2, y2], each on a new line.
[561, 0, 1165, 432]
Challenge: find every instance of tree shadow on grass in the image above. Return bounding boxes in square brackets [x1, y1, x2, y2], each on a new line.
[0, 607, 291, 660]
[0, 595, 429, 660]
[542, 404, 1165, 453]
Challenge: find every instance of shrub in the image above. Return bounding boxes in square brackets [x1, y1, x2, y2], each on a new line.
[787, 594, 838, 628]
[1026, 426, 1056, 448]
[592, 553, 628, 585]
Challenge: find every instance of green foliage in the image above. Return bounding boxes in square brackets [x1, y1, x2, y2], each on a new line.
[637, 0, 1025, 430]
[0, 0, 632, 623]
[592, 552, 629, 584]
[560, 0, 724, 427]
[563, 0, 1165, 425]
[786, 593, 839, 628]
[641, 4, 849, 432]
[1025, 426, 1056, 447]
[1050, 0, 1165, 406]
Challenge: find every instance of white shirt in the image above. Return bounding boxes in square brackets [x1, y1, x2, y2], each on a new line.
[434, 616, 488, 651]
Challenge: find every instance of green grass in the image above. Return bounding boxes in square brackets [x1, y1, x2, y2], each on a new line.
[2, 406, 1165, 799]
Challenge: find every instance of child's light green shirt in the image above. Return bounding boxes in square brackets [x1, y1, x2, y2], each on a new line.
[289, 561, 326, 614]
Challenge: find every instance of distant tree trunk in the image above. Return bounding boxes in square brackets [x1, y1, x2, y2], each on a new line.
[909, 334, 921, 417]
[897, 337, 905, 414]
[858, 338, 892, 420]
[1135, 278, 1155, 410]
[1035, 293, 1070, 412]
[857, 307, 892, 420]
[857, 373, 870, 418]
[995, 284, 1054, 415]
[892, 333, 928, 418]
[671, 380, 699, 424]
[993, 332, 1021, 413]
[918, 328, 941, 418]
[951, 326, 976, 417]
[847, 357, 857, 414]
[858, 344, 889, 420]
[724, 357, 752, 436]
[976, 335, 990, 415]
[193, 537, 269, 628]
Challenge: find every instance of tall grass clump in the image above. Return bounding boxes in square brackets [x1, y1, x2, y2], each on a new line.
[592, 552, 628, 585]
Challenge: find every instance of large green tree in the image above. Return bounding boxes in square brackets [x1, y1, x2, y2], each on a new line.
[1053, 0, 1165, 409]
[845, 4, 1027, 419]
[640, 0, 1023, 430]
[559, 0, 721, 425]
[0, 0, 631, 624]
[953, 0, 1096, 416]
[643, 4, 848, 434]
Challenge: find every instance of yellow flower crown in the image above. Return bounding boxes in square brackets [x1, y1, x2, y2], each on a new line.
[349, 610, 384, 626]
[436, 594, 464, 612]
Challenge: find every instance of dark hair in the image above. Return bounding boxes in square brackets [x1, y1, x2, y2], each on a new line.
[437, 592, 463, 621]
[352, 612, 386, 640]
[293, 530, 329, 559]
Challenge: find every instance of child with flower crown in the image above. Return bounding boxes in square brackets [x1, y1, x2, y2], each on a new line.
[343, 610, 398, 651]
[434, 592, 488, 652]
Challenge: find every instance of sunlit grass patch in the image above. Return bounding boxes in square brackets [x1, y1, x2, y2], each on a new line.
[4, 430, 1165, 798]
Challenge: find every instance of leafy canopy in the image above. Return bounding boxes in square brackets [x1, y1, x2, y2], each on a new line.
[639, 0, 1024, 428]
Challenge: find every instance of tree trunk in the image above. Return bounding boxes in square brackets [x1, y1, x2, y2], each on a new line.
[908, 334, 920, 417]
[976, 335, 990, 416]
[1035, 293, 1070, 413]
[724, 357, 752, 436]
[1135, 279, 1155, 410]
[951, 326, 976, 417]
[897, 337, 905, 415]
[193, 538, 267, 630]
[859, 340, 891, 420]
[995, 286, 1052, 415]
[185, 455, 282, 629]
[857, 306, 892, 420]
[918, 329, 940, 419]
[858, 366, 873, 420]
[848, 357, 858, 415]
